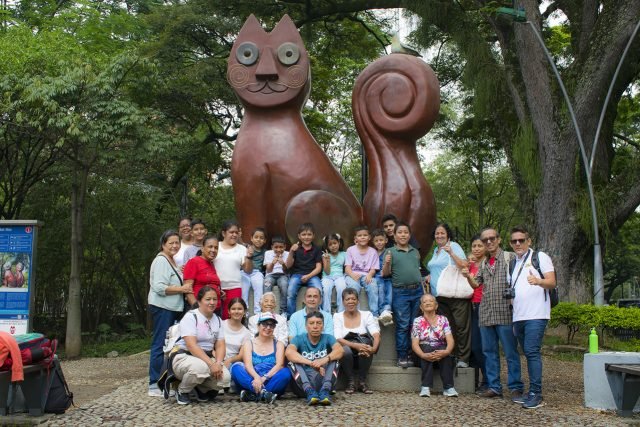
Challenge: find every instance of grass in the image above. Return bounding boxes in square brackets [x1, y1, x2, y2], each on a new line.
[57, 337, 151, 359]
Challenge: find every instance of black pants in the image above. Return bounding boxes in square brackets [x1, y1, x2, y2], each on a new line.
[436, 296, 471, 363]
[340, 345, 374, 382]
[419, 344, 454, 389]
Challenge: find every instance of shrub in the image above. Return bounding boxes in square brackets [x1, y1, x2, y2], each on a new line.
[550, 302, 640, 343]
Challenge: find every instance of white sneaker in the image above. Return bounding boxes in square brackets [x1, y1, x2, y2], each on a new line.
[148, 385, 163, 397]
[379, 310, 394, 326]
[443, 387, 459, 397]
[456, 361, 469, 368]
[419, 386, 430, 397]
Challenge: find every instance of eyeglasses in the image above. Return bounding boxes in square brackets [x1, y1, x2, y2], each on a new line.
[481, 236, 498, 243]
[260, 323, 276, 329]
[510, 238, 527, 245]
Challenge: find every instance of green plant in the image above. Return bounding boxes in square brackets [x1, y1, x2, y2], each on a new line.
[550, 302, 640, 344]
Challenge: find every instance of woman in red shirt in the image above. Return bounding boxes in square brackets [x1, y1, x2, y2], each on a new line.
[468, 234, 487, 392]
[183, 235, 222, 312]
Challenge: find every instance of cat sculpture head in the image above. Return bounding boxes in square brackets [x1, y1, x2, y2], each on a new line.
[227, 15, 311, 109]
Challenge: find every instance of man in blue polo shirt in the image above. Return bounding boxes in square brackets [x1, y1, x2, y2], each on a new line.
[288, 287, 333, 342]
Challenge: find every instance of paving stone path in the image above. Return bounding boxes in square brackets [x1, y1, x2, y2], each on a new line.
[42, 353, 634, 426]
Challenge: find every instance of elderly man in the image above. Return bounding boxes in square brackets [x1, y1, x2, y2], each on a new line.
[463, 227, 523, 401]
[508, 225, 556, 409]
[288, 286, 334, 341]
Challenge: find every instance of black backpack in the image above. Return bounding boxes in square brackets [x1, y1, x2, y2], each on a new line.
[509, 251, 559, 308]
[45, 358, 74, 414]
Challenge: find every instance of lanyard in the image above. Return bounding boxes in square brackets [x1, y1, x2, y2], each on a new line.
[510, 250, 531, 289]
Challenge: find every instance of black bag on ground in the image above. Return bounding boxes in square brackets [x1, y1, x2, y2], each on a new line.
[45, 358, 73, 414]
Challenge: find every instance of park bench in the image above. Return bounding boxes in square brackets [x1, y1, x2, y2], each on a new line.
[605, 363, 640, 417]
[0, 363, 52, 416]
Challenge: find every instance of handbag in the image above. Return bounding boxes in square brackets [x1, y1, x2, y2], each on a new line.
[343, 331, 374, 347]
[436, 256, 473, 299]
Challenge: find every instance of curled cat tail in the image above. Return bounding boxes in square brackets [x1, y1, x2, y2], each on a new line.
[352, 54, 439, 258]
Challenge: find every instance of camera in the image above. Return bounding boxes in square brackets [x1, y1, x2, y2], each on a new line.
[502, 287, 515, 299]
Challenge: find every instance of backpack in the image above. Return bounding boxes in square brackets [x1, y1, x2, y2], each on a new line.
[44, 358, 74, 414]
[0, 333, 56, 370]
[509, 251, 559, 308]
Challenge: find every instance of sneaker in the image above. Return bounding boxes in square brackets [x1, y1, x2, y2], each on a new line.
[379, 310, 394, 326]
[148, 384, 163, 397]
[443, 387, 459, 397]
[522, 392, 545, 409]
[406, 357, 415, 368]
[419, 386, 430, 397]
[240, 390, 256, 402]
[478, 388, 503, 398]
[176, 391, 191, 405]
[264, 391, 277, 404]
[305, 390, 319, 406]
[511, 389, 525, 404]
[456, 361, 469, 368]
[397, 357, 409, 369]
[318, 389, 332, 406]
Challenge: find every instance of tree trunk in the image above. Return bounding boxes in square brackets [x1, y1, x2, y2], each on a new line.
[65, 164, 89, 358]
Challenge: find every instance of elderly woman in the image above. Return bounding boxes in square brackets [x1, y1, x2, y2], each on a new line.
[172, 286, 231, 405]
[426, 222, 471, 368]
[248, 292, 288, 345]
[147, 230, 192, 397]
[333, 288, 380, 394]
[411, 294, 457, 397]
[231, 312, 291, 403]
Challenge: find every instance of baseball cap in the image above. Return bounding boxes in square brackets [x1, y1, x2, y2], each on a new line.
[257, 312, 278, 324]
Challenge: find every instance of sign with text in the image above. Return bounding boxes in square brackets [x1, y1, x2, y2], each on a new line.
[0, 221, 42, 334]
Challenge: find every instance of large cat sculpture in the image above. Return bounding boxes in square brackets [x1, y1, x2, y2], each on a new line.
[227, 14, 438, 256]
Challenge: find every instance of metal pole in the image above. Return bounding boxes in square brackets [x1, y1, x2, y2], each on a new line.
[590, 19, 640, 173]
[526, 21, 604, 305]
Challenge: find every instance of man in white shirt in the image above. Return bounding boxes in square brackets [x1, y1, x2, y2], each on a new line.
[508, 226, 556, 410]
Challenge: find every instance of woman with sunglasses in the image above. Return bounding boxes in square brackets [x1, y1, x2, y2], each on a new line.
[425, 222, 470, 368]
[230, 312, 291, 403]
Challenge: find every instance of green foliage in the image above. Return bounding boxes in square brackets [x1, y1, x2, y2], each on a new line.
[604, 213, 640, 301]
[550, 302, 640, 344]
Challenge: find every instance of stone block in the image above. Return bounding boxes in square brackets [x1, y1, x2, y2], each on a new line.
[584, 352, 640, 413]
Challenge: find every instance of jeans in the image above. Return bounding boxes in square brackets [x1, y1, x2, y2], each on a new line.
[419, 344, 454, 388]
[480, 324, 523, 393]
[230, 362, 292, 396]
[287, 274, 322, 316]
[513, 319, 548, 394]
[148, 304, 181, 385]
[344, 276, 379, 316]
[391, 286, 422, 359]
[241, 270, 264, 315]
[470, 303, 486, 387]
[321, 276, 345, 313]
[375, 275, 392, 313]
[264, 273, 289, 315]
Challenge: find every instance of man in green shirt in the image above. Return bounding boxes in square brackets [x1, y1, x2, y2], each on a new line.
[382, 221, 423, 368]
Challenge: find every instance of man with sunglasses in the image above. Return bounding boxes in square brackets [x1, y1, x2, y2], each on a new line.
[508, 226, 556, 409]
[462, 227, 523, 402]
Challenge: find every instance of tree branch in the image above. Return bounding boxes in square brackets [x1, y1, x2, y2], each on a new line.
[610, 179, 640, 231]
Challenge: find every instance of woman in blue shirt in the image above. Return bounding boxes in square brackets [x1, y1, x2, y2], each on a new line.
[426, 223, 470, 368]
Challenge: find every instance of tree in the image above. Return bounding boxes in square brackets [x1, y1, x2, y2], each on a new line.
[253, 0, 640, 302]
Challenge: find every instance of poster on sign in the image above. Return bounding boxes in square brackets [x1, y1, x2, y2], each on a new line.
[0, 221, 41, 334]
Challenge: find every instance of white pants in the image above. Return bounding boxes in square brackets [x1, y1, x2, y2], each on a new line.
[242, 270, 264, 315]
[172, 353, 231, 394]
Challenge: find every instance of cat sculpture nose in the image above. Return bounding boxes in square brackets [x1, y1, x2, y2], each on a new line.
[255, 47, 279, 81]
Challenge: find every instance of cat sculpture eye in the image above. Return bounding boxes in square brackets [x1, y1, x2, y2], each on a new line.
[277, 42, 300, 65]
[236, 42, 259, 65]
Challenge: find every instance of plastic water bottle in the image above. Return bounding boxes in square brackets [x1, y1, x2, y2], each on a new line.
[589, 327, 599, 354]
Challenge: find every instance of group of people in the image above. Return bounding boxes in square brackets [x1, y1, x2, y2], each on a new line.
[147, 215, 556, 410]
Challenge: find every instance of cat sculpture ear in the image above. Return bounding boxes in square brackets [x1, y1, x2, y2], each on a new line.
[237, 14, 266, 38]
[271, 14, 298, 35]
